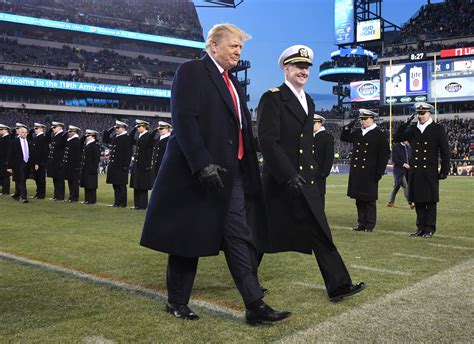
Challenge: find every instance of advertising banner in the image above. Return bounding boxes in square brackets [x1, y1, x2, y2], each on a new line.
[334, 0, 354, 45]
[350, 80, 380, 102]
[356, 19, 381, 42]
[383, 62, 428, 104]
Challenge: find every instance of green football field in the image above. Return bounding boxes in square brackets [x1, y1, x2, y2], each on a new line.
[1, 174, 473, 343]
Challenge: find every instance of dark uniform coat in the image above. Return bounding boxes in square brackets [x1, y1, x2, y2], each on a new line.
[31, 133, 49, 170]
[395, 121, 450, 202]
[7, 137, 32, 181]
[140, 54, 269, 257]
[313, 130, 334, 195]
[63, 137, 81, 180]
[46, 131, 66, 179]
[340, 126, 390, 201]
[257, 83, 334, 254]
[80, 141, 101, 189]
[130, 131, 154, 190]
[103, 130, 132, 185]
[151, 134, 169, 179]
[391, 142, 411, 177]
[0, 134, 12, 179]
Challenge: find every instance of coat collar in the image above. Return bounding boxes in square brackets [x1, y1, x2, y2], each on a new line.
[279, 83, 314, 125]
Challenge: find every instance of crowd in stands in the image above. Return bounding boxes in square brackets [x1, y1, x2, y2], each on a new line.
[0, 38, 177, 88]
[383, 40, 473, 58]
[394, 0, 473, 45]
[1, 0, 203, 41]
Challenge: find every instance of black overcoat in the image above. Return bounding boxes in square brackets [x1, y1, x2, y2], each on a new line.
[313, 130, 335, 195]
[0, 134, 12, 178]
[395, 121, 450, 202]
[257, 83, 334, 254]
[140, 54, 269, 257]
[151, 135, 169, 179]
[103, 132, 132, 185]
[63, 137, 81, 180]
[31, 133, 49, 167]
[341, 126, 390, 201]
[46, 131, 66, 179]
[130, 131, 154, 190]
[80, 141, 101, 189]
[391, 142, 411, 177]
[7, 137, 32, 182]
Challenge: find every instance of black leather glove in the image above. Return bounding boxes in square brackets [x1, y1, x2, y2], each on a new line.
[405, 113, 416, 125]
[345, 118, 358, 130]
[375, 174, 383, 182]
[287, 174, 307, 197]
[198, 164, 227, 192]
[438, 173, 447, 180]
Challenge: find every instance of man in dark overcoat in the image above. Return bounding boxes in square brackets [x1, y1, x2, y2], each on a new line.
[151, 121, 172, 179]
[140, 24, 289, 325]
[341, 109, 390, 232]
[312, 114, 334, 209]
[257, 45, 365, 303]
[395, 102, 450, 238]
[103, 120, 132, 208]
[129, 119, 154, 210]
[63, 125, 82, 202]
[80, 130, 101, 204]
[7, 126, 32, 203]
[47, 121, 67, 201]
[30, 123, 49, 199]
[0, 124, 12, 196]
[387, 140, 414, 209]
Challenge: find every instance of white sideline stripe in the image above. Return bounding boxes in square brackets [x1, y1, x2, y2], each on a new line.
[332, 225, 474, 241]
[0, 251, 243, 321]
[292, 282, 326, 290]
[81, 336, 116, 344]
[428, 243, 474, 251]
[350, 264, 410, 276]
[275, 258, 474, 343]
[393, 253, 446, 262]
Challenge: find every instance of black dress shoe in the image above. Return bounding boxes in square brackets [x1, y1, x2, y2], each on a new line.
[409, 230, 424, 237]
[165, 303, 199, 320]
[21, 198, 29, 203]
[108, 204, 118, 207]
[364, 228, 374, 232]
[352, 226, 365, 231]
[329, 282, 366, 302]
[245, 302, 291, 326]
[422, 232, 434, 238]
[11, 195, 20, 201]
[49, 197, 57, 201]
[260, 285, 268, 294]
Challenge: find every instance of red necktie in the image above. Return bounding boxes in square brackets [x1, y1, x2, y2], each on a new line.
[223, 70, 244, 160]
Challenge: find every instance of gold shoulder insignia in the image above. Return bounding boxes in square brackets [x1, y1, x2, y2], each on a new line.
[268, 87, 280, 93]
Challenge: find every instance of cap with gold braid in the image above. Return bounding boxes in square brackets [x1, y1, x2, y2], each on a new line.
[358, 108, 377, 119]
[414, 102, 434, 113]
[34, 122, 46, 129]
[158, 120, 172, 129]
[15, 123, 28, 129]
[313, 114, 326, 123]
[278, 45, 313, 70]
[85, 129, 98, 137]
[135, 119, 150, 128]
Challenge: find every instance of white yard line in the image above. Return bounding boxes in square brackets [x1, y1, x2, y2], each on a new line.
[292, 282, 327, 290]
[428, 243, 474, 251]
[350, 264, 411, 276]
[393, 253, 446, 262]
[0, 251, 243, 321]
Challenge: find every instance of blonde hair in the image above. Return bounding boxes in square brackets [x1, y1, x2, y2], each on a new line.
[205, 23, 251, 51]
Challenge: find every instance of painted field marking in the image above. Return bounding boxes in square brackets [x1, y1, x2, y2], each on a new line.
[0, 251, 243, 321]
[292, 282, 326, 290]
[350, 264, 411, 276]
[393, 253, 446, 262]
[428, 243, 474, 251]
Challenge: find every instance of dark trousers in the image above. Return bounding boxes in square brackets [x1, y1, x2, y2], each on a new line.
[0, 174, 10, 194]
[84, 188, 97, 204]
[53, 177, 65, 200]
[33, 166, 46, 198]
[113, 184, 127, 207]
[166, 173, 263, 307]
[13, 162, 30, 200]
[133, 188, 148, 209]
[415, 202, 437, 234]
[388, 172, 409, 204]
[355, 199, 376, 230]
[67, 175, 80, 202]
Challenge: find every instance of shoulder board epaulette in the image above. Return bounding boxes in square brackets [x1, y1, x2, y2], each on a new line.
[268, 87, 280, 93]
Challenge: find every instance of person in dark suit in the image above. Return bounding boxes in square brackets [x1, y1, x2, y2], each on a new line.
[103, 120, 132, 208]
[151, 121, 172, 179]
[0, 124, 12, 196]
[312, 114, 334, 209]
[80, 130, 101, 205]
[129, 119, 154, 210]
[387, 140, 414, 209]
[140, 24, 289, 325]
[395, 102, 450, 238]
[341, 109, 390, 232]
[47, 121, 67, 201]
[30, 123, 49, 199]
[63, 125, 82, 202]
[257, 44, 365, 303]
[7, 127, 32, 203]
